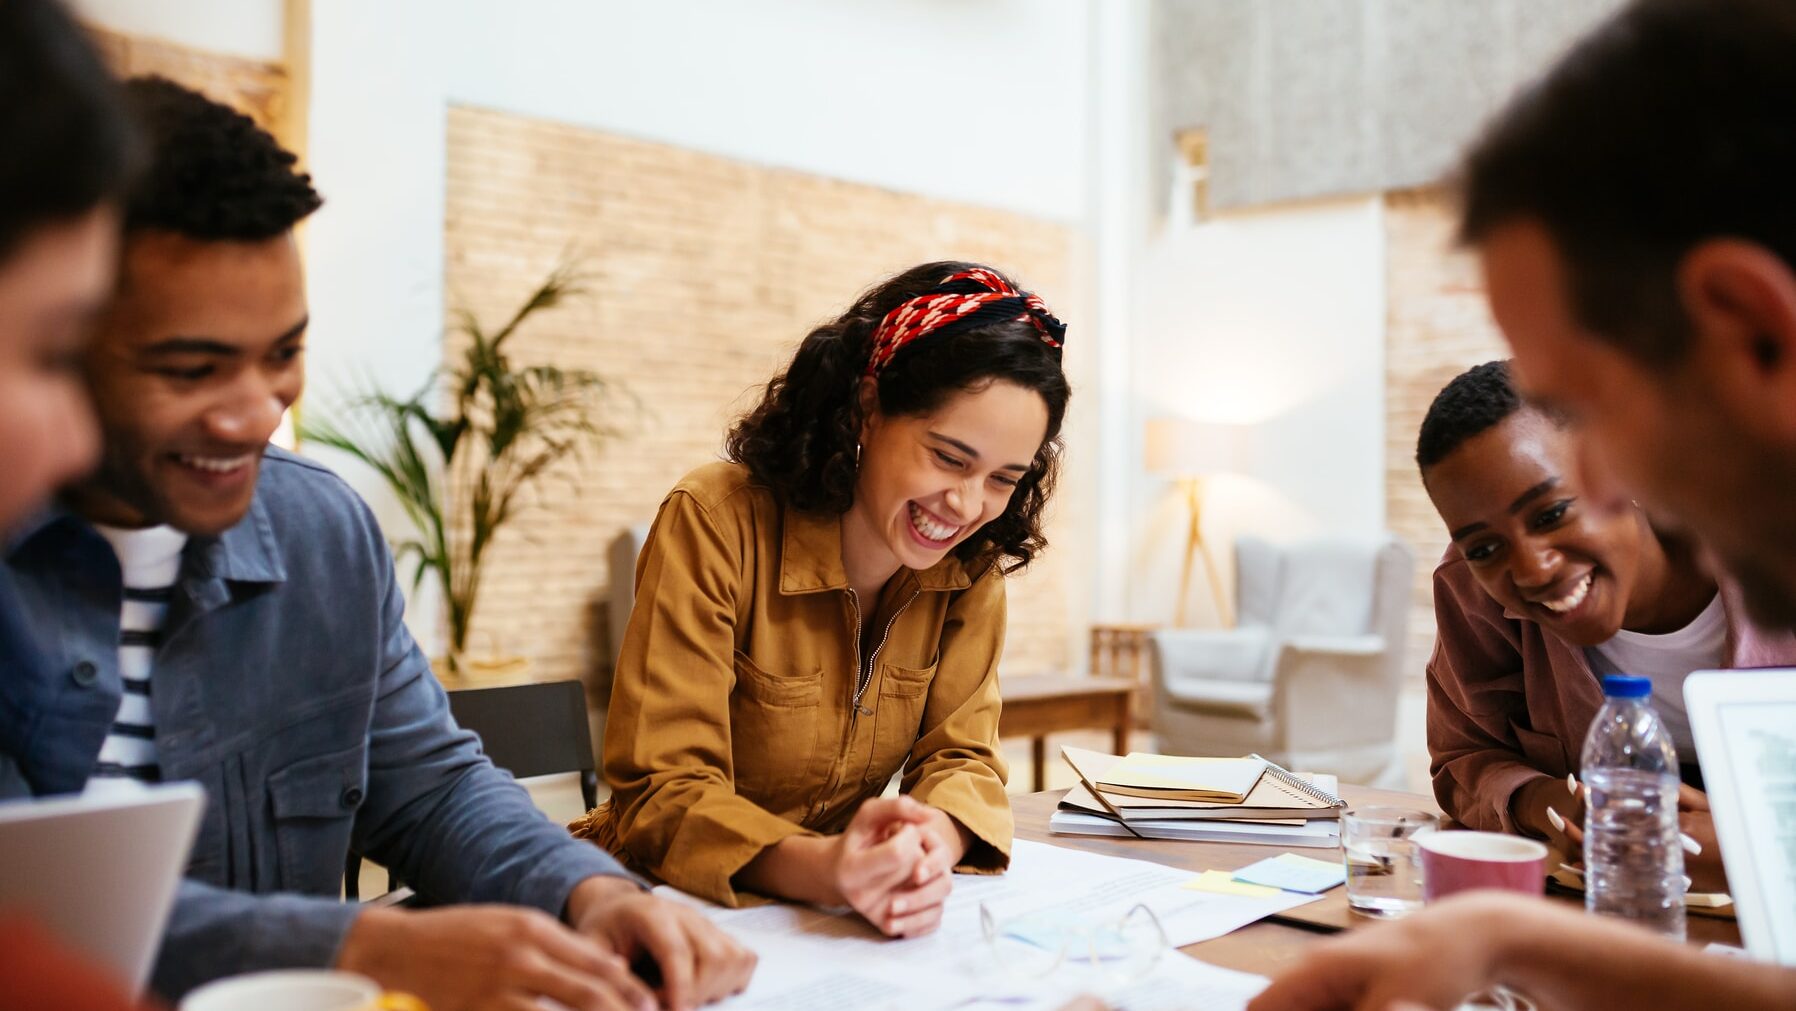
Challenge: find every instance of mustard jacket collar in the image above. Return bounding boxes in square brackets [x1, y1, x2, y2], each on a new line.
[778, 503, 971, 595]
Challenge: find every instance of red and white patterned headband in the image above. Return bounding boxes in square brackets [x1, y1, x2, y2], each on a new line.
[864, 267, 1066, 376]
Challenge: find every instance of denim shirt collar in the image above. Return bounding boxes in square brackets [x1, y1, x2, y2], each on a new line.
[8, 492, 287, 590]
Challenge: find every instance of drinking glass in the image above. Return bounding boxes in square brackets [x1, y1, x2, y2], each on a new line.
[1342, 806, 1436, 917]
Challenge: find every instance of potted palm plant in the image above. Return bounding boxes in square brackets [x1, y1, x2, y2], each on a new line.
[302, 262, 616, 679]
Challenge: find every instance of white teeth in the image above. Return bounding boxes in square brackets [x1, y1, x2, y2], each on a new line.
[907, 502, 958, 544]
[178, 453, 252, 474]
[1542, 574, 1593, 614]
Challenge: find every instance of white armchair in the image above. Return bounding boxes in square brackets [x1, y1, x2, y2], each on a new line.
[1148, 533, 1414, 785]
[603, 522, 652, 692]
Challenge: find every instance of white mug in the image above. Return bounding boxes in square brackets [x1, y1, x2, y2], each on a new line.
[179, 970, 426, 1011]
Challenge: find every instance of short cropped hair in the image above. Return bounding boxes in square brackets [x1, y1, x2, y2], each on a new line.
[1416, 360, 1537, 471]
[1458, 0, 1796, 366]
[122, 76, 321, 241]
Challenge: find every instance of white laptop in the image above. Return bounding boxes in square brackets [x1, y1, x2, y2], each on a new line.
[0, 781, 205, 994]
[1685, 669, 1796, 965]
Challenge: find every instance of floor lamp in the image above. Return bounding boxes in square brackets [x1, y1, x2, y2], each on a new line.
[1145, 417, 1253, 627]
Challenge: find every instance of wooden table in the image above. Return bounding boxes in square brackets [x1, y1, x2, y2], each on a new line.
[998, 676, 1136, 791]
[1012, 786, 1743, 978]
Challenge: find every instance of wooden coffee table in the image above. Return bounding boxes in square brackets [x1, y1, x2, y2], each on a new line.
[998, 675, 1136, 791]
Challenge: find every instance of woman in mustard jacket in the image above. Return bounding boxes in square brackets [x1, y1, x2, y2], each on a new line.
[574, 261, 1069, 939]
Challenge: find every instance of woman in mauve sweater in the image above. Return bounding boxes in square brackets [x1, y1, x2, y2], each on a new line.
[1415, 361, 1796, 892]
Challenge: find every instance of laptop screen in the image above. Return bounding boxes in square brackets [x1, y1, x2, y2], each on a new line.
[1685, 670, 1796, 965]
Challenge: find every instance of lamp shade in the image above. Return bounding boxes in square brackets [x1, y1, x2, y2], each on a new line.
[1144, 416, 1257, 477]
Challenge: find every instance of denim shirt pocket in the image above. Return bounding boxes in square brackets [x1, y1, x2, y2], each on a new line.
[266, 742, 368, 891]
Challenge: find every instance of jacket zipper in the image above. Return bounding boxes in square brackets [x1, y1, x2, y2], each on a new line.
[852, 587, 920, 713]
[819, 584, 920, 820]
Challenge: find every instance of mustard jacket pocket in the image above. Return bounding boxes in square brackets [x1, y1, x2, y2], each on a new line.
[864, 660, 937, 785]
[730, 650, 822, 799]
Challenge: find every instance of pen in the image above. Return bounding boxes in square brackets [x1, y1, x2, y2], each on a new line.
[1563, 774, 1703, 855]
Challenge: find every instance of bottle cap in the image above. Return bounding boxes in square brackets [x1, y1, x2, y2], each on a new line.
[1601, 674, 1651, 698]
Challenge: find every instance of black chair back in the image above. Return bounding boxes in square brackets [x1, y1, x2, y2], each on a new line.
[345, 678, 599, 900]
[449, 680, 600, 805]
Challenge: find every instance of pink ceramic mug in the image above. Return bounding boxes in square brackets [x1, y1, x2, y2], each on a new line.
[1417, 830, 1548, 902]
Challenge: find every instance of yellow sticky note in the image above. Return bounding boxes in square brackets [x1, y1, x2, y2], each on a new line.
[1183, 870, 1282, 898]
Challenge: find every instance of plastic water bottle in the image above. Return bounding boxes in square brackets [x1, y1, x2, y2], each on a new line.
[1580, 674, 1686, 939]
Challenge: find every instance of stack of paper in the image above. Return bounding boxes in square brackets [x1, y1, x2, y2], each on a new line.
[1051, 746, 1346, 848]
[660, 838, 1300, 1010]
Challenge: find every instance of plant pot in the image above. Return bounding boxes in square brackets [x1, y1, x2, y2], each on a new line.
[432, 654, 533, 689]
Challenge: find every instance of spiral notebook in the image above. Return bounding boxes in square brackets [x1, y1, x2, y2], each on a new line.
[1061, 745, 1345, 824]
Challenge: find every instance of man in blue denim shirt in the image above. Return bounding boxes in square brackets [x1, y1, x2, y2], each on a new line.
[0, 78, 754, 1009]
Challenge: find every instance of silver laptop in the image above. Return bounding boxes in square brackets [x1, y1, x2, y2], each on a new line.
[0, 781, 204, 994]
[1685, 669, 1796, 965]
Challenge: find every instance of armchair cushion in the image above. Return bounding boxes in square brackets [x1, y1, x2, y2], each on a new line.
[1273, 535, 1387, 637]
[1281, 633, 1385, 659]
[1150, 626, 1272, 684]
[1158, 675, 1275, 719]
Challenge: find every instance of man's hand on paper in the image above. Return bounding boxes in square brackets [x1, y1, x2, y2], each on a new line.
[833, 796, 962, 938]
[337, 904, 659, 1011]
[567, 874, 759, 1010]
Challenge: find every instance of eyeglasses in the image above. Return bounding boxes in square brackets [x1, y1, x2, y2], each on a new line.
[979, 902, 1168, 985]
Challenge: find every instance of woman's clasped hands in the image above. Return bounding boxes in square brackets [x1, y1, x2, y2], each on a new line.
[829, 796, 968, 938]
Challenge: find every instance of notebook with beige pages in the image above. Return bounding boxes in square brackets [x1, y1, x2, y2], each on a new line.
[1060, 745, 1345, 823]
[1093, 752, 1268, 802]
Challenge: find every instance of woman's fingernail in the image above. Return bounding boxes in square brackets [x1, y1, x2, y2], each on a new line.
[1547, 807, 1566, 832]
[1567, 773, 1579, 795]
[893, 898, 907, 914]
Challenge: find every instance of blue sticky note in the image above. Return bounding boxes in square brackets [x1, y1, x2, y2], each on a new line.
[1232, 853, 1346, 894]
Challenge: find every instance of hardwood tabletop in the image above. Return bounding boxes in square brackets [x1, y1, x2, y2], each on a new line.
[1011, 786, 1743, 978]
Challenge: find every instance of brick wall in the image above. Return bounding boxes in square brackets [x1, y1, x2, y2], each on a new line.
[1383, 188, 1509, 678]
[85, 24, 288, 131]
[444, 105, 1078, 693]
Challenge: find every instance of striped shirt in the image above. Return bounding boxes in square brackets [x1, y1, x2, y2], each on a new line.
[87, 523, 187, 791]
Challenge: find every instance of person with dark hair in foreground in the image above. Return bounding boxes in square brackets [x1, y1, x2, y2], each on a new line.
[1255, 0, 1796, 1007]
[0, 0, 135, 532]
[0, 76, 753, 1009]
[1415, 360, 1796, 891]
[0, 3, 154, 1009]
[573, 262, 1070, 937]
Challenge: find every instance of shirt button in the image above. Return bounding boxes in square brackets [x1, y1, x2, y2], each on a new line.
[341, 786, 365, 808]
[70, 661, 99, 687]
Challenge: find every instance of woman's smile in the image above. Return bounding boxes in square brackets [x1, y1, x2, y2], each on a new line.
[905, 501, 962, 548]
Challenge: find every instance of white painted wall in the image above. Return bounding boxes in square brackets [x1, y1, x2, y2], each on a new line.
[442, 0, 1091, 225]
[1126, 196, 1388, 625]
[70, 0, 285, 61]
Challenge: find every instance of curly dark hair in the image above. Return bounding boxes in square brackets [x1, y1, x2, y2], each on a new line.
[1416, 359, 1574, 471]
[0, 0, 138, 261]
[726, 261, 1070, 573]
[121, 76, 321, 240]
